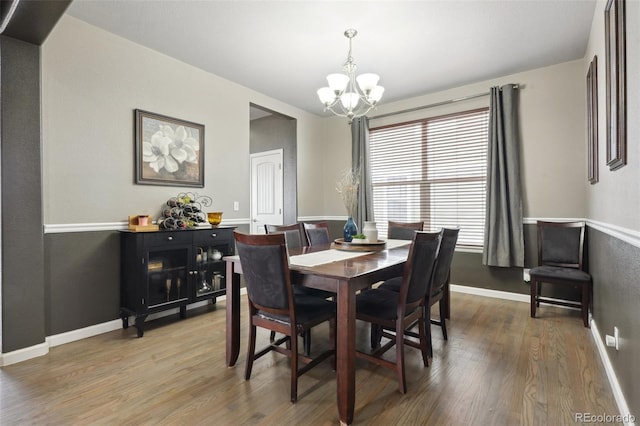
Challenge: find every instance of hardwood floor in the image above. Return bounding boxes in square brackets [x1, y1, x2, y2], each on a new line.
[0, 293, 620, 425]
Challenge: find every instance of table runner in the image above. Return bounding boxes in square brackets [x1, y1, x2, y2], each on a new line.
[289, 239, 410, 268]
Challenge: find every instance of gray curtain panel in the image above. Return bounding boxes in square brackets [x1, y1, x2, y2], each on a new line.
[351, 117, 373, 230]
[482, 84, 524, 267]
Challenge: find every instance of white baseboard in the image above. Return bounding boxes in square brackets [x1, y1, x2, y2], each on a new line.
[450, 283, 530, 303]
[590, 320, 636, 425]
[0, 289, 247, 367]
[0, 342, 49, 366]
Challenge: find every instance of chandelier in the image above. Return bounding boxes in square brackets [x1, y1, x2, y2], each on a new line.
[317, 29, 384, 121]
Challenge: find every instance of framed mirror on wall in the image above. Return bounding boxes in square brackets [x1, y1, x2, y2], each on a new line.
[604, 0, 626, 171]
[587, 56, 598, 184]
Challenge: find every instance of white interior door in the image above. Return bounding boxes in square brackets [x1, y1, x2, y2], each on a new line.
[250, 149, 283, 234]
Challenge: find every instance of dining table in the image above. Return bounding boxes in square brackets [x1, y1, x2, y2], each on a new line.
[224, 239, 414, 425]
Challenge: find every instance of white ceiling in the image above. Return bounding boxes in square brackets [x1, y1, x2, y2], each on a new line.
[65, 0, 597, 117]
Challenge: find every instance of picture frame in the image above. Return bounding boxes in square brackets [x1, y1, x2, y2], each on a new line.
[135, 109, 205, 187]
[587, 56, 598, 184]
[604, 0, 626, 171]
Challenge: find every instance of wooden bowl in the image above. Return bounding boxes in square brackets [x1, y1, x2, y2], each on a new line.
[207, 212, 223, 226]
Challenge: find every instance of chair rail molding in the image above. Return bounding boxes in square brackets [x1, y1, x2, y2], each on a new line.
[524, 217, 640, 250]
[43, 218, 251, 234]
[43, 217, 640, 251]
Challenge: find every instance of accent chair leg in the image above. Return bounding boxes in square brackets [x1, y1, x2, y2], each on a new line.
[530, 279, 537, 318]
[582, 281, 590, 328]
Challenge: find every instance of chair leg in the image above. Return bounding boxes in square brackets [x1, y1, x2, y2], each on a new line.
[395, 319, 407, 394]
[423, 305, 433, 358]
[270, 331, 276, 342]
[290, 328, 299, 403]
[303, 330, 311, 356]
[530, 279, 537, 318]
[418, 313, 429, 367]
[329, 318, 336, 371]
[536, 282, 542, 307]
[245, 323, 257, 380]
[370, 324, 382, 349]
[439, 301, 448, 341]
[582, 281, 590, 328]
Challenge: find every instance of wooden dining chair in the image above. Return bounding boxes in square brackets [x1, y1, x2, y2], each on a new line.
[355, 230, 441, 394]
[375, 228, 459, 356]
[264, 223, 307, 249]
[303, 221, 331, 246]
[388, 220, 424, 240]
[234, 231, 336, 403]
[529, 221, 591, 328]
[264, 223, 334, 354]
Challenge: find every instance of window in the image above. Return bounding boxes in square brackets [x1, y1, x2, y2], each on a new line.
[369, 108, 489, 248]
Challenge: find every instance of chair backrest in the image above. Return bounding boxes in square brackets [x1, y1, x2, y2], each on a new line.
[430, 228, 460, 299]
[399, 231, 442, 308]
[303, 221, 331, 246]
[388, 220, 424, 240]
[537, 221, 585, 269]
[234, 231, 293, 313]
[264, 223, 307, 249]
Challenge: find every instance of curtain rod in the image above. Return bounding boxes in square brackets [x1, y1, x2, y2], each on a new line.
[369, 84, 519, 120]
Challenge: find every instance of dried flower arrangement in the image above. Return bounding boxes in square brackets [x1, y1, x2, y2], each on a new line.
[335, 168, 360, 218]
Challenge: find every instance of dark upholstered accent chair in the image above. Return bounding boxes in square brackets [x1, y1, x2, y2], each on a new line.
[303, 221, 331, 246]
[264, 223, 334, 354]
[529, 221, 591, 328]
[355, 231, 441, 394]
[265, 223, 307, 249]
[377, 228, 459, 356]
[234, 231, 336, 403]
[388, 220, 424, 240]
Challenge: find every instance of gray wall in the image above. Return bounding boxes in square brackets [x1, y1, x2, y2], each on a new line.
[588, 228, 640, 413]
[45, 231, 120, 335]
[1, 36, 46, 352]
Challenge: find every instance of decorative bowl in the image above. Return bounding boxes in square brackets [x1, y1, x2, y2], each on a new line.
[207, 212, 223, 226]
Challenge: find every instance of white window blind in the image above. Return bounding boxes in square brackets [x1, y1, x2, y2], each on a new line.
[369, 108, 489, 247]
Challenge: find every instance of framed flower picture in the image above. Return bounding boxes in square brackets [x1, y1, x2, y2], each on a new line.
[135, 109, 205, 187]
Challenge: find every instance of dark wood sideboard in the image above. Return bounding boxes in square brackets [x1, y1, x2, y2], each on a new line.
[119, 227, 235, 337]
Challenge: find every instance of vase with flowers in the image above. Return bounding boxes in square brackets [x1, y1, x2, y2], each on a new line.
[336, 168, 360, 242]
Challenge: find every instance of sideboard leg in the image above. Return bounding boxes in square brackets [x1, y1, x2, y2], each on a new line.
[135, 315, 147, 337]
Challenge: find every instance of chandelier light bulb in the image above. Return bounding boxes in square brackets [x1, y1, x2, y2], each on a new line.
[327, 73, 349, 92]
[317, 29, 383, 121]
[340, 92, 360, 110]
[317, 87, 335, 105]
[369, 85, 385, 103]
[356, 73, 380, 93]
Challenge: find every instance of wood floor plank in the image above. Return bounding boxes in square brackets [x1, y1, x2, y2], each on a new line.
[0, 293, 621, 425]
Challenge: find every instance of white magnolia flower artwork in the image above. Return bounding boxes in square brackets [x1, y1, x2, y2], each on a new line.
[136, 110, 204, 187]
[143, 125, 199, 174]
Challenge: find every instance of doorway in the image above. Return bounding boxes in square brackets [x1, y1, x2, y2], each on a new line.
[250, 149, 283, 233]
[249, 104, 297, 231]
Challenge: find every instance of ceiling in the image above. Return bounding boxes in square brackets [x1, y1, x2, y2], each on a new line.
[65, 0, 597, 117]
